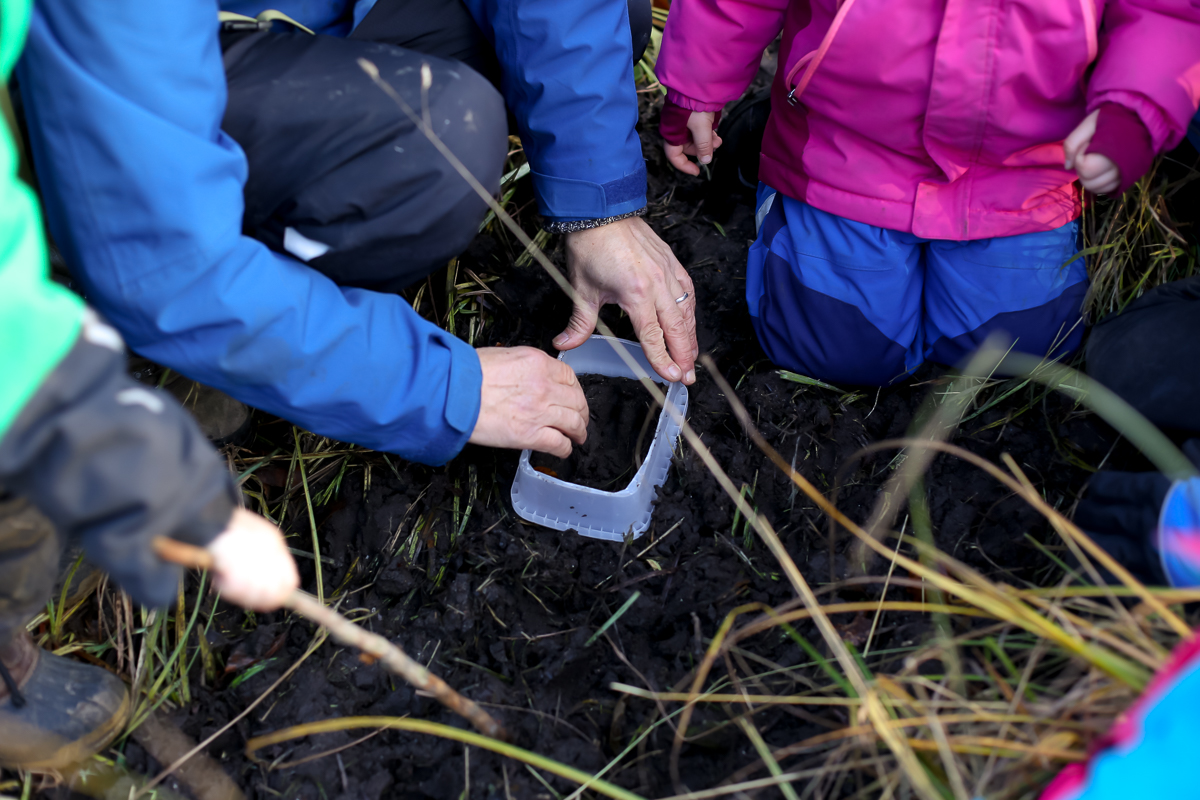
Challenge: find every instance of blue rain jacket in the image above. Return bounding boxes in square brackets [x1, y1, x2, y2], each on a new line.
[15, 0, 645, 464]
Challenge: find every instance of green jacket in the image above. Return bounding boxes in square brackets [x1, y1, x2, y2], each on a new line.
[0, 0, 83, 438]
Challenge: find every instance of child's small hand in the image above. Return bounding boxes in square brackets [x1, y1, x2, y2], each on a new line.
[207, 508, 299, 611]
[1064, 110, 1121, 195]
[662, 107, 724, 177]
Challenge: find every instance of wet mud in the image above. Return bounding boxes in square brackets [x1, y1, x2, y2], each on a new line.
[530, 376, 661, 490]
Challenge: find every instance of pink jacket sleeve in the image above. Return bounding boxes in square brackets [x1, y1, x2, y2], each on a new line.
[1087, 0, 1200, 152]
[656, 0, 792, 112]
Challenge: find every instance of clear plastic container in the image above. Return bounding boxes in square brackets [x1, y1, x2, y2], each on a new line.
[510, 335, 689, 541]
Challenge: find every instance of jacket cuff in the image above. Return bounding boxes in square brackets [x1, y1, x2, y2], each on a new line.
[406, 334, 481, 466]
[1087, 103, 1156, 196]
[442, 335, 482, 437]
[664, 88, 725, 114]
[0, 315, 236, 609]
[1088, 90, 1179, 154]
[660, 100, 723, 148]
[532, 166, 648, 222]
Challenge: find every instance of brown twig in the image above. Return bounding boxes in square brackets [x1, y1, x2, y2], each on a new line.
[151, 537, 508, 741]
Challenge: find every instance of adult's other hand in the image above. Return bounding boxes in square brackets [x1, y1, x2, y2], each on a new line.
[470, 346, 589, 457]
[557, 217, 698, 385]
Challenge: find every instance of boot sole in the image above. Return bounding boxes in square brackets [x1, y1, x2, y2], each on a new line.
[12, 685, 132, 772]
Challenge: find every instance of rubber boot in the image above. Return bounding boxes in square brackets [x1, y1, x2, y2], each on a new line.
[0, 630, 130, 770]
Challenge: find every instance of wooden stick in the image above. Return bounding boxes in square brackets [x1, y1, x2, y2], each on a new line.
[152, 537, 507, 740]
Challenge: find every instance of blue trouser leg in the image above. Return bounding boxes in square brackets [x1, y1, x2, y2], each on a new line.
[746, 187, 925, 386]
[923, 219, 1088, 368]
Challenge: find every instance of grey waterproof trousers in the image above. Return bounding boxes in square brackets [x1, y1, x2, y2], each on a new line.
[220, 0, 651, 292]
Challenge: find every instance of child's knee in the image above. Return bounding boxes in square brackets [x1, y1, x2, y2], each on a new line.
[756, 315, 911, 385]
[749, 257, 913, 386]
[746, 197, 921, 386]
[925, 223, 1088, 367]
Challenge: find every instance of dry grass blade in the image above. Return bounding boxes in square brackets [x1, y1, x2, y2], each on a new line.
[244, 717, 646, 800]
[699, 357, 946, 800]
[850, 436, 1187, 648]
[133, 621, 329, 799]
[853, 340, 1007, 567]
[695, 351, 1179, 796]
[992, 351, 1196, 480]
[130, 710, 246, 800]
[1083, 156, 1198, 321]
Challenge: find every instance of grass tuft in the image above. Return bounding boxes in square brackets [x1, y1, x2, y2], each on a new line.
[1082, 155, 1199, 322]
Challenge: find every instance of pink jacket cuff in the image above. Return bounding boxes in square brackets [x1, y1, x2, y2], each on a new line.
[1087, 103, 1155, 196]
[664, 88, 725, 114]
[1089, 90, 1180, 154]
[660, 99, 723, 147]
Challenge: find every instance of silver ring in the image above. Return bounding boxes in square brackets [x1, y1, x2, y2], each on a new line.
[674, 292, 690, 304]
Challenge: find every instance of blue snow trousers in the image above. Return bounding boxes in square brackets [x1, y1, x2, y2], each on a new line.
[746, 186, 1089, 386]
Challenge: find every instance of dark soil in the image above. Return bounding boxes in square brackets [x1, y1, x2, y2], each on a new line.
[530, 376, 662, 490]
[105, 147, 1118, 800]
[45, 81, 1200, 800]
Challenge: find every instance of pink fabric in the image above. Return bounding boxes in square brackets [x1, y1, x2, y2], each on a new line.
[656, 0, 1200, 241]
[1087, 103, 1155, 196]
[659, 99, 721, 147]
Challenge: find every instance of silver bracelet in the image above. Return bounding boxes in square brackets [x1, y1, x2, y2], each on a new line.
[542, 207, 647, 234]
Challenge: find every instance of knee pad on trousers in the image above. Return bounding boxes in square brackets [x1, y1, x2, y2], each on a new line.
[750, 252, 913, 387]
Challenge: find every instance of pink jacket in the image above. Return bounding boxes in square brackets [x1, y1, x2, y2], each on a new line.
[657, 0, 1200, 241]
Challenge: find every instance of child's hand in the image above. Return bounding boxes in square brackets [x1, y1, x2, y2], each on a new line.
[1064, 110, 1121, 195]
[663, 109, 724, 177]
[206, 508, 299, 611]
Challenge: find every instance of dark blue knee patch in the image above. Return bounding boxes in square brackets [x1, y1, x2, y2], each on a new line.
[927, 280, 1087, 369]
[753, 252, 910, 386]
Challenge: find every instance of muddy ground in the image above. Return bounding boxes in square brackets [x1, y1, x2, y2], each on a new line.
[115, 165, 1119, 800]
[43, 104, 1200, 800]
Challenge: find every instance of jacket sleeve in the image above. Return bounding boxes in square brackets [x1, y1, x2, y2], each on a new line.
[16, 0, 482, 466]
[656, 0, 790, 112]
[462, 0, 647, 222]
[0, 315, 237, 610]
[1087, 0, 1200, 152]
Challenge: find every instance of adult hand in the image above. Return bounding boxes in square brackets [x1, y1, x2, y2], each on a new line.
[558, 216, 698, 385]
[207, 508, 299, 612]
[469, 346, 589, 457]
[1064, 110, 1121, 195]
[663, 110, 723, 177]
